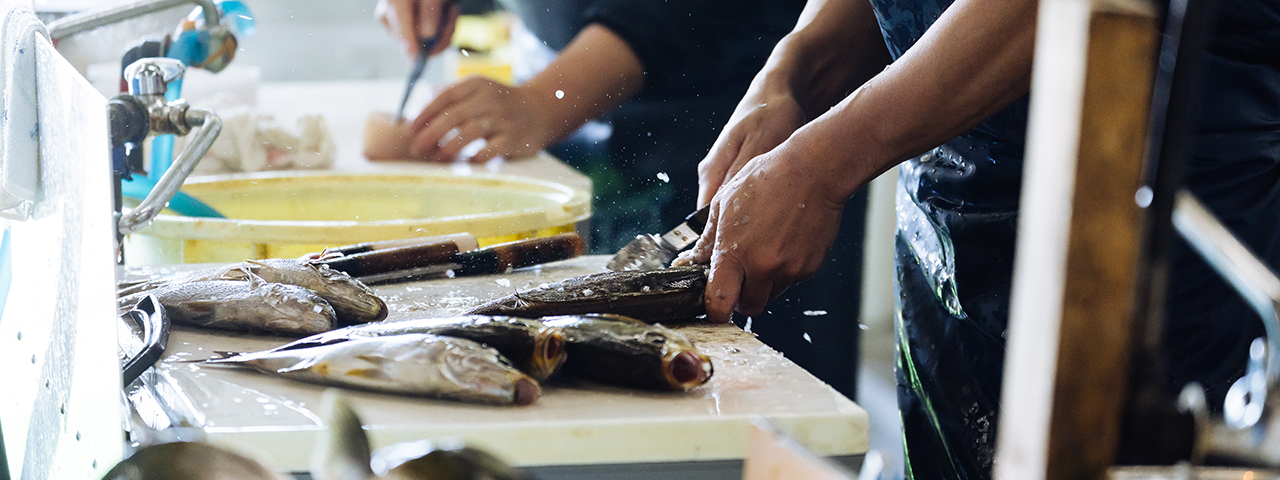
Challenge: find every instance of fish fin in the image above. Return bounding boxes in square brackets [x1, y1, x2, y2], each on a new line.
[313, 390, 374, 480]
[354, 354, 388, 365]
[275, 357, 320, 374]
[344, 368, 391, 380]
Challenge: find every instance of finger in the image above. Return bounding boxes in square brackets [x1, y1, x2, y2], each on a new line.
[390, 0, 420, 57]
[426, 4, 461, 56]
[735, 267, 773, 318]
[432, 120, 489, 162]
[697, 139, 740, 206]
[411, 78, 483, 133]
[409, 109, 468, 158]
[702, 204, 741, 324]
[470, 137, 511, 164]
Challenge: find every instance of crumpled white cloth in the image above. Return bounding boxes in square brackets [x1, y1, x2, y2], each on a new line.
[185, 108, 336, 174]
[0, 5, 48, 220]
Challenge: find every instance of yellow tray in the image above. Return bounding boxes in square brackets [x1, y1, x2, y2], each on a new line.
[123, 171, 590, 264]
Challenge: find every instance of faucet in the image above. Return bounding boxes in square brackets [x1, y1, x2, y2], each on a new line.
[1171, 190, 1280, 467]
[109, 58, 221, 239]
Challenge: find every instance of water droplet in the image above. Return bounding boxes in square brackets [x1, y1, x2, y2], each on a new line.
[16, 331, 20, 340]
[731, 242, 738, 251]
[802, 310, 828, 316]
[75, 431, 81, 441]
[859, 324, 869, 330]
[802, 333, 812, 343]
[445, 270, 456, 278]
[555, 90, 564, 99]
[494, 278, 511, 287]
[799, 203, 806, 209]
[582, 289, 594, 296]
[31, 354, 36, 364]
[657, 172, 669, 183]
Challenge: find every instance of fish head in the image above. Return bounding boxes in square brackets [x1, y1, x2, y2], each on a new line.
[260, 283, 337, 335]
[530, 324, 568, 381]
[650, 326, 713, 391]
[307, 262, 389, 324]
[435, 340, 541, 406]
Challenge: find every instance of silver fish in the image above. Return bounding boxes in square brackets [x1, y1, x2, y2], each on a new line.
[204, 334, 541, 405]
[264, 316, 567, 381]
[119, 279, 336, 336]
[312, 391, 529, 480]
[101, 441, 290, 480]
[119, 258, 387, 326]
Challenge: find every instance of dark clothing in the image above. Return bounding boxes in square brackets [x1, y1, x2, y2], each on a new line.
[509, 0, 870, 399]
[878, 0, 1280, 476]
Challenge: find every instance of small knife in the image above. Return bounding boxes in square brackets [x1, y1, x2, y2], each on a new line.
[394, 0, 458, 123]
[607, 205, 710, 272]
[351, 233, 586, 284]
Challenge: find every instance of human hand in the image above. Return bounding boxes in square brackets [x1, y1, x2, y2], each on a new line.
[408, 77, 553, 163]
[691, 142, 846, 323]
[696, 85, 805, 207]
[375, 0, 459, 57]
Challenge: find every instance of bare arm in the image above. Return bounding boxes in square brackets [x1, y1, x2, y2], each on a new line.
[696, 0, 1037, 322]
[409, 24, 645, 162]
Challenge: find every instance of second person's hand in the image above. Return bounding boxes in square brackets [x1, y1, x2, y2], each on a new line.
[696, 81, 805, 207]
[408, 77, 556, 163]
[376, 0, 459, 57]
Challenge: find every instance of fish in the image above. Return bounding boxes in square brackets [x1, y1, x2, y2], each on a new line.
[466, 265, 708, 323]
[264, 316, 567, 381]
[541, 315, 713, 391]
[119, 258, 387, 326]
[101, 441, 289, 480]
[312, 390, 529, 480]
[204, 334, 541, 405]
[119, 279, 336, 336]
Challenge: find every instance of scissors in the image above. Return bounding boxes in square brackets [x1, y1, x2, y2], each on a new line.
[395, 0, 458, 123]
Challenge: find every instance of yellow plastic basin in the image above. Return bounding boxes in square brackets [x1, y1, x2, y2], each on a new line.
[123, 171, 591, 264]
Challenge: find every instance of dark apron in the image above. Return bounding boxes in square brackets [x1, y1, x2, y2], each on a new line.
[875, 0, 1280, 477]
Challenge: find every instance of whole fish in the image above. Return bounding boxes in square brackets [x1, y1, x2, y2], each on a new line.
[119, 279, 336, 336]
[265, 316, 567, 381]
[312, 391, 528, 480]
[466, 266, 707, 323]
[101, 441, 289, 480]
[119, 258, 387, 326]
[204, 334, 541, 405]
[542, 315, 713, 391]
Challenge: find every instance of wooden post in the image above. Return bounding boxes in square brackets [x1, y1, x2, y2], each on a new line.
[993, 0, 1159, 478]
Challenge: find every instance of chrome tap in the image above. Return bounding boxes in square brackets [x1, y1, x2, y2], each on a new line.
[109, 58, 221, 239]
[1171, 190, 1280, 467]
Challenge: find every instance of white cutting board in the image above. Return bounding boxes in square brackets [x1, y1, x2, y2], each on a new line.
[126, 256, 869, 472]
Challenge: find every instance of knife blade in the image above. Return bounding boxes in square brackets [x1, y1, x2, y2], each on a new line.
[606, 205, 710, 272]
[394, 0, 458, 123]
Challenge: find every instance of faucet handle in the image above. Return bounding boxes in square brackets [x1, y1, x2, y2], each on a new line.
[124, 58, 186, 96]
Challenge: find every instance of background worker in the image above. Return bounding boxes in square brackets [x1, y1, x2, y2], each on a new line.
[684, 0, 1280, 478]
[377, 0, 872, 399]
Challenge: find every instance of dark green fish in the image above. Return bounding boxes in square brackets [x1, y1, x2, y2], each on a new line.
[466, 266, 707, 323]
[542, 315, 713, 391]
[265, 316, 567, 381]
[101, 442, 288, 480]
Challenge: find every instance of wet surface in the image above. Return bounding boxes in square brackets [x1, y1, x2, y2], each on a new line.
[120, 256, 867, 470]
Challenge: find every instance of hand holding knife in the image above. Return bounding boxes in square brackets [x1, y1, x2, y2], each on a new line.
[394, 0, 460, 123]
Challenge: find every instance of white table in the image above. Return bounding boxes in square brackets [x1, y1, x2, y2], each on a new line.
[126, 256, 869, 478]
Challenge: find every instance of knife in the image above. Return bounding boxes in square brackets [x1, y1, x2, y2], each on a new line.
[347, 233, 586, 284]
[606, 205, 710, 272]
[394, 0, 458, 123]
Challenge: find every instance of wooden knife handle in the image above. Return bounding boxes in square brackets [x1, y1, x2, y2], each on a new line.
[454, 233, 585, 276]
[320, 241, 460, 277]
[325, 233, 478, 256]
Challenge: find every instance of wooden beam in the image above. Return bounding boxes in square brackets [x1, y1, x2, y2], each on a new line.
[994, 0, 1159, 479]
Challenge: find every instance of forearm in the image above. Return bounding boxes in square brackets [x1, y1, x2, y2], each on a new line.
[791, 0, 1037, 203]
[758, 0, 890, 118]
[520, 24, 645, 145]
